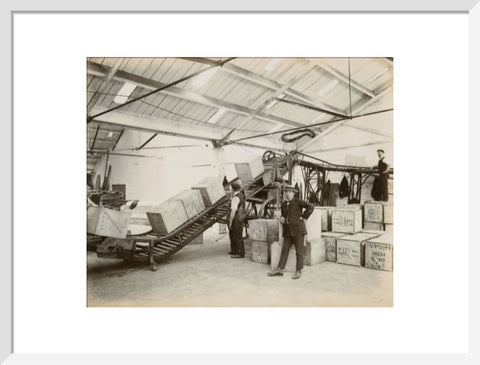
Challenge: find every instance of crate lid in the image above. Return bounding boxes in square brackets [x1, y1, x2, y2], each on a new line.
[336, 204, 363, 210]
[341, 232, 380, 242]
[367, 233, 394, 244]
[322, 232, 350, 237]
[362, 229, 384, 234]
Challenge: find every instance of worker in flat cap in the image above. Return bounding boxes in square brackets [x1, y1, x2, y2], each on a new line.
[371, 149, 390, 201]
[228, 180, 246, 258]
[268, 185, 314, 279]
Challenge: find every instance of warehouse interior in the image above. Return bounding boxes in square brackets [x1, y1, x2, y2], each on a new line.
[86, 57, 394, 307]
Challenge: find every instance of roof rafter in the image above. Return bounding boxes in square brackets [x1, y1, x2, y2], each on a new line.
[297, 86, 393, 152]
[89, 106, 285, 152]
[220, 64, 318, 142]
[179, 57, 348, 118]
[87, 60, 304, 129]
[309, 59, 375, 98]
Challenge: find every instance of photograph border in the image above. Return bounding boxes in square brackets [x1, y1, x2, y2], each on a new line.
[2, 0, 479, 364]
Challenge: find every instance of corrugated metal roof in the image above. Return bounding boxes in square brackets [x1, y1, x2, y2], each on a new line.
[87, 57, 393, 154]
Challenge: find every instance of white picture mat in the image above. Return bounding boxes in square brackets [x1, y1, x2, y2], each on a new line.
[12, 12, 469, 355]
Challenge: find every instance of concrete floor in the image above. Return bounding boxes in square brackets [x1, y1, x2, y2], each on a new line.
[87, 229, 393, 307]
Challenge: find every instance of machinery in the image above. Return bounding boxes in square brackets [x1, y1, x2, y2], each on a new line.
[88, 149, 393, 271]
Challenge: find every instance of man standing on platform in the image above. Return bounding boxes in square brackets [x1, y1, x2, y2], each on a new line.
[268, 185, 314, 279]
[372, 149, 390, 202]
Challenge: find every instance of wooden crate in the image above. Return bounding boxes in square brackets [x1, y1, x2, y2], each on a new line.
[191, 176, 226, 207]
[384, 224, 394, 234]
[270, 241, 297, 272]
[252, 240, 271, 264]
[224, 164, 238, 183]
[87, 206, 100, 233]
[318, 207, 335, 231]
[235, 156, 265, 181]
[322, 232, 348, 262]
[383, 204, 393, 224]
[248, 219, 279, 242]
[87, 207, 131, 239]
[362, 228, 385, 235]
[365, 234, 394, 271]
[147, 200, 189, 235]
[244, 238, 253, 260]
[364, 201, 384, 223]
[336, 232, 381, 267]
[332, 208, 363, 233]
[171, 189, 205, 219]
[305, 207, 323, 240]
[304, 237, 326, 266]
[364, 222, 384, 231]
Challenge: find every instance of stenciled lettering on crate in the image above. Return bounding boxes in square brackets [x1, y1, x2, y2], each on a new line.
[332, 208, 363, 233]
[364, 202, 384, 223]
[336, 232, 381, 267]
[365, 234, 394, 271]
[322, 232, 348, 262]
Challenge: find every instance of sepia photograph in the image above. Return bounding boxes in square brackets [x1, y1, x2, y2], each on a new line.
[86, 57, 394, 307]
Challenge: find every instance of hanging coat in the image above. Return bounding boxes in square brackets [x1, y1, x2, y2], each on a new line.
[339, 176, 350, 198]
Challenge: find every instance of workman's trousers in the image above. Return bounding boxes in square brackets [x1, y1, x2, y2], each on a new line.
[379, 174, 389, 202]
[278, 231, 305, 271]
[228, 218, 244, 256]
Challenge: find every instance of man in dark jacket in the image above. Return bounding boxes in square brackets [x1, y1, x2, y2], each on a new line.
[268, 185, 314, 279]
[228, 181, 246, 258]
[371, 149, 390, 201]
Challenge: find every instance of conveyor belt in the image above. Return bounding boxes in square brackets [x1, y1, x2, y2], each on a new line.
[96, 176, 267, 268]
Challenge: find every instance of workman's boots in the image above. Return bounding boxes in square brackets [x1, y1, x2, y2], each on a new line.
[292, 270, 302, 280]
[267, 268, 284, 276]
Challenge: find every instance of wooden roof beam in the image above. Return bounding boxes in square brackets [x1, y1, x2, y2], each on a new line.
[89, 106, 284, 152]
[87, 60, 304, 129]
[180, 57, 348, 117]
[297, 86, 393, 152]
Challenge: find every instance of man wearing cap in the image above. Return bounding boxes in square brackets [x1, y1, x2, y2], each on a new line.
[372, 149, 390, 201]
[228, 181, 246, 258]
[268, 185, 314, 279]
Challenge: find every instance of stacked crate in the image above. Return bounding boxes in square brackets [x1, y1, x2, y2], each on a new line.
[147, 200, 189, 235]
[363, 201, 394, 233]
[304, 207, 325, 266]
[234, 156, 265, 185]
[322, 232, 347, 262]
[248, 219, 279, 263]
[364, 233, 394, 271]
[331, 206, 363, 234]
[87, 206, 131, 239]
[191, 176, 226, 207]
[336, 232, 382, 267]
[318, 206, 335, 231]
[170, 189, 205, 219]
